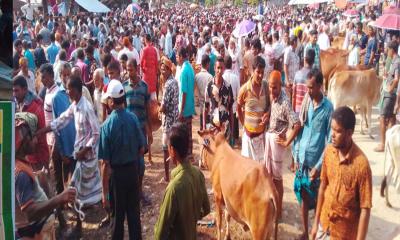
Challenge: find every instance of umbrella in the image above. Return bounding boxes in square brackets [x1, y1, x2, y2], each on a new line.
[126, 3, 141, 14]
[307, 3, 319, 9]
[232, 20, 256, 38]
[383, 5, 400, 15]
[253, 14, 264, 21]
[190, 3, 198, 9]
[343, 9, 359, 17]
[374, 14, 400, 31]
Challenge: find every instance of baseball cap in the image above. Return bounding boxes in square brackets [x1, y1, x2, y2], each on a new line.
[102, 80, 125, 101]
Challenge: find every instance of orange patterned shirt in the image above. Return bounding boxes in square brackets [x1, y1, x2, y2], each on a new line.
[320, 142, 372, 240]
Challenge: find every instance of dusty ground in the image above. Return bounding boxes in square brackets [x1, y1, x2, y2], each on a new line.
[60, 107, 400, 240]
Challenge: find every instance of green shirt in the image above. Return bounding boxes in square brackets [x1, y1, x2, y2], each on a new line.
[154, 162, 210, 240]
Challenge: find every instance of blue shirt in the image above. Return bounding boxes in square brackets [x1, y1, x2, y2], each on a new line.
[294, 97, 333, 170]
[47, 43, 60, 64]
[52, 84, 76, 158]
[179, 61, 196, 117]
[24, 49, 35, 72]
[98, 108, 146, 167]
[364, 38, 377, 66]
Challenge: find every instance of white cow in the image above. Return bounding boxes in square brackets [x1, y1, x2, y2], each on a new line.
[380, 125, 400, 207]
[328, 69, 382, 138]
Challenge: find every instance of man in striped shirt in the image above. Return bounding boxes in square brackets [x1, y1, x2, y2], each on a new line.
[36, 76, 102, 237]
[237, 56, 270, 162]
[293, 49, 315, 114]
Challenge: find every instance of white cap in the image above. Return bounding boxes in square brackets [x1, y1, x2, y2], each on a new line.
[102, 80, 125, 101]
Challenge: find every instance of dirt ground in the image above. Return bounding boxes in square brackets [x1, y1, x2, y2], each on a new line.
[60, 107, 400, 240]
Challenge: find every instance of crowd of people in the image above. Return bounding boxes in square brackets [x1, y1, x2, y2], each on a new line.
[12, 0, 400, 239]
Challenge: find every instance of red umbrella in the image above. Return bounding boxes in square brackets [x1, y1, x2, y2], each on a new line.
[343, 9, 359, 17]
[383, 5, 400, 15]
[374, 14, 400, 31]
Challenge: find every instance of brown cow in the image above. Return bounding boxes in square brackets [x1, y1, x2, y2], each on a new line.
[320, 48, 347, 91]
[327, 64, 370, 81]
[198, 129, 278, 240]
[331, 36, 344, 49]
[328, 69, 382, 138]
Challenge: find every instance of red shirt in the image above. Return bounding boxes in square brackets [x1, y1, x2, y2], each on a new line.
[18, 93, 49, 166]
[140, 45, 158, 93]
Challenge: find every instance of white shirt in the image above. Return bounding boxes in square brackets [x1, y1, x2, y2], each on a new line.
[118, 47, 140, 66]
[93, 88, 104, 123]
[44, 83, 59, 146]
[317, 33, 330, 51]
[21, 4, 35, 21]
[272, 42, 285, 59]
[223, 69, 240, 113]
[348, 46, 360, 66]
[164, 31, 173, 57]
[18, 70, 36, 94]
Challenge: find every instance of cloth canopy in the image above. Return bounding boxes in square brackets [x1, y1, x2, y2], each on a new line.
[288, 0, 332, 5]
[75, 0, 110, 13]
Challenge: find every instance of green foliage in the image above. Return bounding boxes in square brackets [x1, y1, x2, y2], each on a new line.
[234, 0, 243, 6]
[248, 0, 258, 6]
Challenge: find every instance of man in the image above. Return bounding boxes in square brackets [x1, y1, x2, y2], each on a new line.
[154, 123, 210, 239]
[38, 18, 51, 46]
[140, 34, 159, 99]
[355, 22, 368, 50]
[20, 0, 35, 21]
[304, 30, 321, 69]
[34, 34, 48, 69]
[375, 41, 399, 152]
[317, 26, 330, 51]
[195, 54, 213, 131]
[311, 107, 372, 240]
[93, 68, 105, 123]
[159, 57, 179, 182]
[284, 36, 300, 101]
[237, 56, 270, 162]
[84, 45, 99, 96]
[99, 80, 145, 240]
[123, 58, 153, 204]
[13, 75, 50, 172]
[15, 112, 76, 240]
[203, 57, 234, 142]
[46, 33, 60, 65]
[51, 62, 77, 229]
[242, 38, 254, 84]
[252, 38, 268, 81]
[22, 40, 35, 72]
[363, 26, 378, 68]
[176, 47, 196, 157]
[13, 39, 23, 76]
[293, 69, 333, 240]
[17, 57, 35, 94]
[293, 49, 315, 114]
[75, 49, 89, 85]
[36, 76, 102, 237]
[222, 55, 241, 145]
[265, 70, 301, 220]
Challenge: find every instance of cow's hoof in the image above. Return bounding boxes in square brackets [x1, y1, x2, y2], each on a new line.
[360, 130, 365, 135]
[386, 201, 393, 208]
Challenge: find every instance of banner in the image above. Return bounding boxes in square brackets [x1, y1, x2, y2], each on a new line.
[0, 102, 15, 240]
